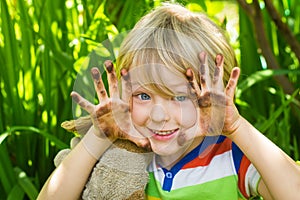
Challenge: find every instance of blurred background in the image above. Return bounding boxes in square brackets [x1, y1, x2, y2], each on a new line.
[0, 0, 299, 199]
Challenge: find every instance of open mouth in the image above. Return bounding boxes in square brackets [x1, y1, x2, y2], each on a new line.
[149, 128, 179, 136]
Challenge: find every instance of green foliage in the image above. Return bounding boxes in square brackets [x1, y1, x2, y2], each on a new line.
[0, 0, 299, 199]
[236, 0, 300, 159]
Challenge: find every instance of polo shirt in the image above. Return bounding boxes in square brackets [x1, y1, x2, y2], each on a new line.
[145, 136, 261, 199]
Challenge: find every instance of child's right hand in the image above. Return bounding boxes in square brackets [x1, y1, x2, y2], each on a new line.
[71, 60, 150, 150]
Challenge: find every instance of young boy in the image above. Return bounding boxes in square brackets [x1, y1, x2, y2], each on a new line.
[38, 3, 300, 200]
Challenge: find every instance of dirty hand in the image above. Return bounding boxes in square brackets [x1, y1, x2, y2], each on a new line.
[71, 60, 150, 149]
[186, 52, 241, 136]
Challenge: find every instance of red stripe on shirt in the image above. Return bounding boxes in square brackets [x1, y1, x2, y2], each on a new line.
[182, 138, 232, 169]
[238, 155, 251, 198]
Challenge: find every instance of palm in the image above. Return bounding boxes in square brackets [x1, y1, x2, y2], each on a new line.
[186, 52, 240, 136]
[71, 60, 150, 149]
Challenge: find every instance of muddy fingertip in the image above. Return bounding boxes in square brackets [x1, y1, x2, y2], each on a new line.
[70, 91, 79, 102]
[121, 69, 130, 80]
[231, 67, 240, 79]
[199, 51, 207, 64]
[215, 54, 224, 66]
[104, 60, 114, 73]
[186, 68, 194, 81]
[91, 67, 100, 80]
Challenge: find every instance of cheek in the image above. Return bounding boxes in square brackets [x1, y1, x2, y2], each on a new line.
[131, 102, 149, 126]
[176, 102, 197, 128]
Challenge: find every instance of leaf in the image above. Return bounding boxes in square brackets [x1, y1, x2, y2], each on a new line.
[0, 143, 16, 195]
[14, 167, 38, 200]
[258, 89, 299, 133]
[236, 69, 300, 98]
[2, 126, 68, 149]
[7, 184, 25, 200]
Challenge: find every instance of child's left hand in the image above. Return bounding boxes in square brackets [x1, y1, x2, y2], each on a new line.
[186, 52, 241, 136]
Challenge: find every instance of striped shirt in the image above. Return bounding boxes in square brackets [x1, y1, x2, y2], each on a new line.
[145, 136, 261, 200]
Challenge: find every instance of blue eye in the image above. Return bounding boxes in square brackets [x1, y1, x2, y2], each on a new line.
[138, 93, 151, 100]
[174, 96, 186, 102]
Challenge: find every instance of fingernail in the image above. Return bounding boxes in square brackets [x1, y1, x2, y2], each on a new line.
[215, 54, 223, 66]
[104, 60, 114, 73]
[199, 52, 207, 64]
[71, 93, 79, 102]
[186, 68, 193, 81]
[91, 68, 100, 80]
[121, 69, 130, 80]
[232, 67, 240, 78]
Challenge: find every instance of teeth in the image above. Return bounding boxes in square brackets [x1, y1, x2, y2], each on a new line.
[151, 129, 177, 135]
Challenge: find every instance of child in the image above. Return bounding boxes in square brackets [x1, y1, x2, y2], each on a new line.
[38, 3, 300, 200]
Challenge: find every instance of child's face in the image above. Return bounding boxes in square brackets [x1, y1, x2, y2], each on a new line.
[129, 66, 202, 160]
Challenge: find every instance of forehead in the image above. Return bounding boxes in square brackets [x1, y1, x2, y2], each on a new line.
[128, 64, 189, 93]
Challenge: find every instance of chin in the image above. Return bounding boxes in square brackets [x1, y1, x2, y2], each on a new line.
[150, 143, 173, 155]
[151, 142, 184, 156]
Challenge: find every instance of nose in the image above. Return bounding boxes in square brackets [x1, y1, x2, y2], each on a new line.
[150, 104, 170, 122]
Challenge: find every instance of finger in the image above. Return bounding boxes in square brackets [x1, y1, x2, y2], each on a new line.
[198, 52, 211, 92]
[91, 67, 108, 101]
[129, 136, 151, 151]
[213, 54, 225, 91]
[71, 91, 95, 114]
[120, 69, 132, 102]
[104, 60, 119, 98]
[225, 67, 240, 100]
[186, 68, 201, 99]
[126, 123, 152, 151]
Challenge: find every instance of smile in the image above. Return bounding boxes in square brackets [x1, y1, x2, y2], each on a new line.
[150, 128, 179, 136]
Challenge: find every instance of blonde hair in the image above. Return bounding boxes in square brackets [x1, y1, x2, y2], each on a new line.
[116, 3, 237, 95]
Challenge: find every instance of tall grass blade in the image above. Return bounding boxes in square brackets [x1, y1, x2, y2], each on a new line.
[14, 167, 38, 200]
[236, 69, 300, 98]
[259, 89, 299, 133]
[3, 126, 68, 149]
[0, 143, 16, 195]
[7, 185, 25, 200]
